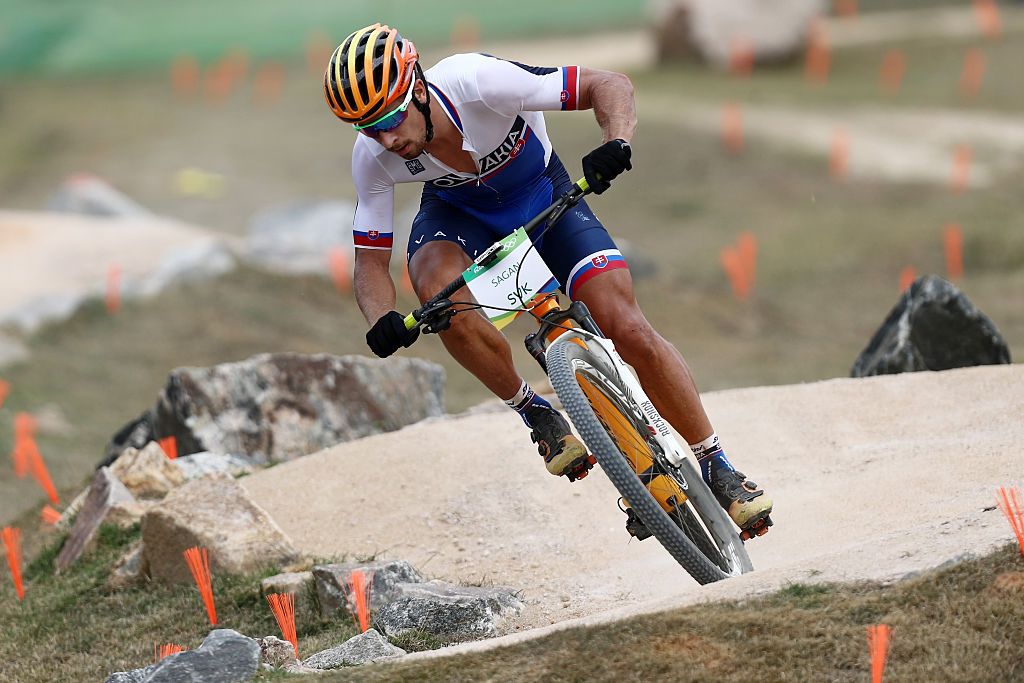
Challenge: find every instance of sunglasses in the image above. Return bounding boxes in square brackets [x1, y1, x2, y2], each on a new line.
[354, 79, 416, 137]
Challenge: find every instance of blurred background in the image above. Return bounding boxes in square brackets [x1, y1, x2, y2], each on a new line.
[0, 0, 1021, 526]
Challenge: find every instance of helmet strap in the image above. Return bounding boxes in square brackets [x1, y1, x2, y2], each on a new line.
[412, 63, 434, 143]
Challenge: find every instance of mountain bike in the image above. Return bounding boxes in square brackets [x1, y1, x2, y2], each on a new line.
[402, 178, 756, 584]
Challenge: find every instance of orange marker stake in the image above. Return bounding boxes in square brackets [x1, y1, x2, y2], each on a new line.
[728, 36, 755, 78]
[171, 56, 200, 97]
[805, 20, 831, 85]
[253, 62, 285, 105]
[106, 264, 122, 315]
[944, 223, 964, 280]
[184, 546, 217, 625]
[345, 570, 374, 633]
[721, 103, 744, 155]
[24, 437, 59, 505]
[830, 127, 850, 182]
[158, 436, 178, 460]
[155, 644, 186, 662]
[267, 593, 298, 656]
[973, 0, 1002, 40]
[738, 232, 758, 290]
[2, 526, 24, 600]
[720, 247, 750, 302]
[400, 263, 415, 296]
[11, 412, 34, 478]
[899, 266, 917, 293]
[450, 16, 481, 52]
[959, 48, 986, 100]
[950, 144, 973, 194]
[41, 505, 62, 526]
[867, 624, 892, 683]
[879, 49, 906, 95]
[328, 247, 351, 295]
[834, 0, 858, 18]
[996, 487, 1024, 556]
[0, 379, 9, 409]
[306, 32, 333, 76]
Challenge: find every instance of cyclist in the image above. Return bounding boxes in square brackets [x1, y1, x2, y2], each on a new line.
[325, 24, 773, 536]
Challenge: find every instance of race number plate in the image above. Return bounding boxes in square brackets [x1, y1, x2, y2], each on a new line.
[464, 228, 559, 329]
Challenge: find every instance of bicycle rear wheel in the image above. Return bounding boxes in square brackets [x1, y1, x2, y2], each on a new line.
[546, 337, 752, 584]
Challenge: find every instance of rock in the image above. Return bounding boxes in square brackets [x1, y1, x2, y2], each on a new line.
[303, 628, 406, 669]
[109, 442, 186, 500]
[313, 560, 424, 618]
[49, 174, 150, 217]
[142, 473, 300, 584]
[260, 571, 313, 615]
[108, 540, 148, 589]
[653, 0, 824, 69]
[175, 452, 256, 480]
[102, 353, 446, 467]
[245, 200, 355, 275]
[104, 665, 156, 683]
[375, 581, 524, 643]
[851, 276, 1011, 377]
[144, 629, 260, 682]
[257, 635, 319, 674]
[121, 240, 235, 300]
[56, 468, 140, 571]
[0, 331, 29, 368]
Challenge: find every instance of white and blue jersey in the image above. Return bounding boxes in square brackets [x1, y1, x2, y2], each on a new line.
[351, 52, 627, 299]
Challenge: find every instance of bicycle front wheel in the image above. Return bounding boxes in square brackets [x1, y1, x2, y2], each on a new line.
[546, 337, 751, 584]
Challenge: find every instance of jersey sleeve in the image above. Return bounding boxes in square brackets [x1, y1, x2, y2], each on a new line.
[351, 140, 395, 251]
[474, 56, 580, 117]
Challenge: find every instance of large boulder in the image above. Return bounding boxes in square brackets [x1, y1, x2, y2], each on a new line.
[303, 629, 406, 669]
[105, 630, 260, 683]
[312, 560, 425, 618]
[142, 473, 300, 584]
[48, 174, 150, 217]
[653, 0, 825, 68]
[245, 200, 355, 275]
[374, 581, 524, 643]
[57, 467, 142, 571]
[852, 275, 1011, 377]
[102, 353, 446, 467]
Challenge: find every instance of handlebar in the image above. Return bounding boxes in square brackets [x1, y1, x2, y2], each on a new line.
[404, 177, 592, 331]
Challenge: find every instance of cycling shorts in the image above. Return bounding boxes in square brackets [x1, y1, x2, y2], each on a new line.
[407, 153, 629, 300]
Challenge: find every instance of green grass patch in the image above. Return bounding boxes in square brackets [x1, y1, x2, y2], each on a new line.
[317, 545, 1024, 682]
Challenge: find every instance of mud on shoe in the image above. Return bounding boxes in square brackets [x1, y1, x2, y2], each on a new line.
[525, 405, 593, 480]
[709, 465, 773, 536]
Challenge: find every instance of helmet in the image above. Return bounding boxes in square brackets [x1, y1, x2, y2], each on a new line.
[324, 24, 419, 125]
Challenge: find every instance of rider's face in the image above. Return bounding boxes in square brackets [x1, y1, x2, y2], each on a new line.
[368, 81, 428, 160]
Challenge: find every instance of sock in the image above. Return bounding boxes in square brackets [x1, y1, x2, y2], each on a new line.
[690, 433, 734, 485]
[503, 379, 553, 427]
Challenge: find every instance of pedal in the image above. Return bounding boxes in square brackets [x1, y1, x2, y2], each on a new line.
[740, 514, 773, 542]
[565, 454, 597, 482]
[624, 507, 652, 541]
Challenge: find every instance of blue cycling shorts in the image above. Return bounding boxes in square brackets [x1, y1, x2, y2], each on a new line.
[407, 153, 629, 300]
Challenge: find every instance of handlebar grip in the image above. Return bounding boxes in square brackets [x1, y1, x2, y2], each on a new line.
[576, 177, 591, 194]
[404, 312, 418, 331]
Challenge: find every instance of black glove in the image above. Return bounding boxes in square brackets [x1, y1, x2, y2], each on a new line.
[582, 139, 632, 194]
[366, 311, 419, 358]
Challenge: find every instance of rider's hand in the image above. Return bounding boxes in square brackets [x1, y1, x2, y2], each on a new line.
[582, 139, 632, 195]
[366, 311, 420, 358]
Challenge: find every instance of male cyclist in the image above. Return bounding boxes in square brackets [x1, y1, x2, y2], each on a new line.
[325, 24, 773, 537]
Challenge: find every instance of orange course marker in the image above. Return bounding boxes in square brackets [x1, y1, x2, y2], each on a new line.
[721, 103, 744, 155]
[879, 49, 906, 95]
[154, 644, 186, 662]
[959, 48, 986, 100]
[253, 62, 286, 105]
[23, 436, 59, 505]
[834, 0, 858, 18]
[2, 526, 24, 600]
[0, 379, 9, 409]
[267, 593, 298, 657]
[400, 263, 415, 296]
[728, 36, 755, 78]
[997, 486, 1024, 556]
[950, 144, 973, 194]
[899, 266, 917, 293]
[106, 264, 121, 314]
[345, 570, 374, 633]
[867, 624, 892, 683]
[171, 56, 200, 97]
[328, 247, 351, 295]
[450, 15, 481, 52]
[41, 504, 62, 526]
[973, 0, 1002, 40]
[306, 32, 334, 76]
[830, 127, 850, 182]
[11, 412, 35, 479]
[944, 223, 964, 280]
[720, 247, 750, 302]
[184, 546, 217, 625]
[158, 436, 178, 460]
[805, 19, 831, 84]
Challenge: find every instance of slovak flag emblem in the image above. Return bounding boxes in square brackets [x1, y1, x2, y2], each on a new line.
[560, 90, 570, 103]
[592, 255, 608, 268]
[368, 230, 380, 240]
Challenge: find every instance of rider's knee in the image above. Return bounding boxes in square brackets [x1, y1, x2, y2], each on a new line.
[603, 312, 659, 358]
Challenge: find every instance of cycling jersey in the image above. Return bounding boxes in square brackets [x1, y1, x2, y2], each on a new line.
[350, 52, 628, 299]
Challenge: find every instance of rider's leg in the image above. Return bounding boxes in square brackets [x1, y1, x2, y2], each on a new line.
[408, 240, 588, 476]
[572, 267, 772, 530]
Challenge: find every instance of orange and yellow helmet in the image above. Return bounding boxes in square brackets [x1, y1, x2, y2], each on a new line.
[324, 24, 419, 125]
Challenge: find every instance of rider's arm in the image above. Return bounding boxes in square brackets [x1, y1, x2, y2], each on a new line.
[576, 68, 636, 144]
[354, 249, 397, 325]
[351, 140, 398, 325]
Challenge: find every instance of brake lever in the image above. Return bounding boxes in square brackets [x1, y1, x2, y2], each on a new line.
[415, 298, 456, 335]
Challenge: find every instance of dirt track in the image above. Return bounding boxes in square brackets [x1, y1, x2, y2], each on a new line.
[243, 363, 1022, 652]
